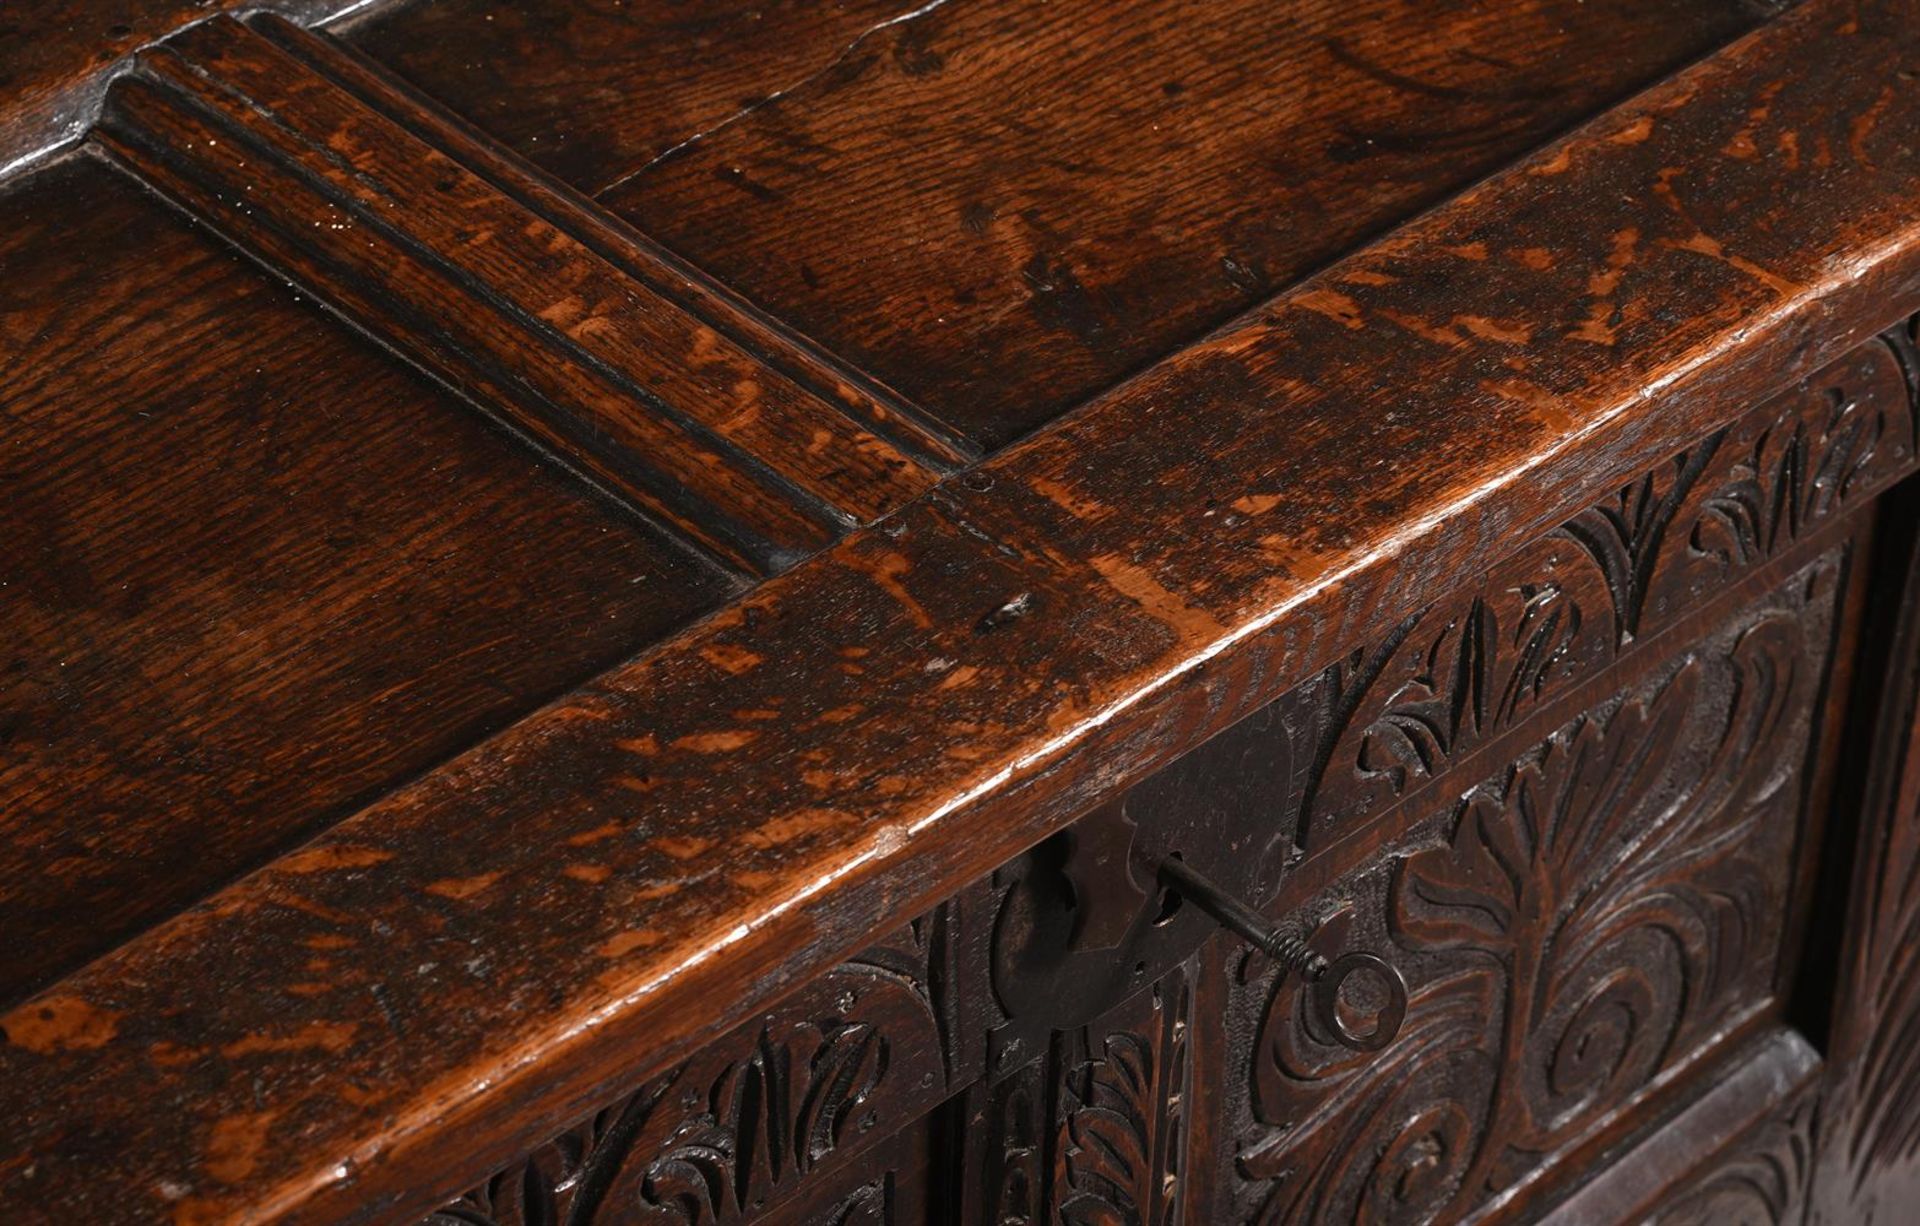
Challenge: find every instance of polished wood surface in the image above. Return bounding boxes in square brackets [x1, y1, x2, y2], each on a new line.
[0, 149, 731, 1009]
[100, 14, 963, 575]
[408, 333, 1904, 1224]
[353, 0, 1769, 448]
[4, 0, 1920, 1222]
[346, 0, 931, 194]
[0, 0, 365, 171]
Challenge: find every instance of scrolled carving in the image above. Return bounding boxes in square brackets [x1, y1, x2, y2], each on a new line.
[1243, 903, 1499, 1224]
[1304, 541, 1610, 847]
[635, 1016, 903, 1222]
[423, 1077, 676, 1226]
[1236, 555, 1842, 1224]
[1300, 332, 1913, 847]
[422, 909, 957, 1226]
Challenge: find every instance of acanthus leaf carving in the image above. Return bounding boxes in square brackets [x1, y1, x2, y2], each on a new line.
[1052, 971, 1191, 1226]
[1299, 330, 1912, 849]
[422, 907, 957, 1226]
[1238, 555, 1840, 1224]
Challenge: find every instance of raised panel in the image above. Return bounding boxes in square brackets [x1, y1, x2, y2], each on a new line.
[342, 0, 922, 194]
[1218, 551, 1848, 1223]
[6, 4, 1920, 1219]
[96, 15, 961, 577]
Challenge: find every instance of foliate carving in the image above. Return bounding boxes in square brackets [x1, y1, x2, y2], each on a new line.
[976, 1061, 1049, 1225]
[1814, 417, 1920, 1223]
[1300, 333, 1913, 847]
[1574, 335, 1903, 636]
[422, 908, 959, 1225]
[1303, 530, 1612, 848]
[1056, 1030, 1159, 1223]
[634, 1016, 912, 1222]
[1052, 970, 1192, 1226]
[424, 1077, 678, 1226]
[1234, 555, 1843, 1224]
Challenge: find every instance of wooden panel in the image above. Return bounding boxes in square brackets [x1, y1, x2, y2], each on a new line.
[1813, 462, 1920, 1221]
[583, 0, 1767, 447]
[7, 6, 1920, 1222]
[344, 0, 929, 196]
[1216, 552, 1849, 1222]
[1299, 335, 1916, 851]
[422, 1095, 942, 1226]
[416, 905, 977, 1225]
[96, 15, 959, 577]
[0, 150, 731, 1006]
[0, 0, 359, 170]
[978, 352, 1896, 1224]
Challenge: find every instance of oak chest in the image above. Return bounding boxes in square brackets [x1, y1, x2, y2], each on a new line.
[6, 1, 1920, 1222]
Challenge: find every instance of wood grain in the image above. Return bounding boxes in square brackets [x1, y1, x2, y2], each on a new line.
[345, 0, 933, 197]
[598, 0, 1767, 447]
[419, 907, 975, 1225]
[5, 1, 1920, 1221]
[0, 150, 730, 1008]
[401, 329, 1886, 1226]
[0, 0, 358, 174]
[97, 15, 959, 577]
[1299, 335, 1916, 852]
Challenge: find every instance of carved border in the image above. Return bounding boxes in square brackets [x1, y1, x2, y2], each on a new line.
[1297, 327, 1918, 850]
[1229, 550, 1848, 1224]
[420, 906, 966, 1226]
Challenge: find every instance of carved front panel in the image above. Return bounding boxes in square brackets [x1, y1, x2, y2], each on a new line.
[1222, 551, 1847, 1224]
[1050, 968, 1193, 1226]
[422, 908, 971, 1225]
[418, 325, 1912, 1226]
[966, 964, 1195, 1226]
[1300, 334, 1913, 849]
[959, 331, 1911, 1225]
